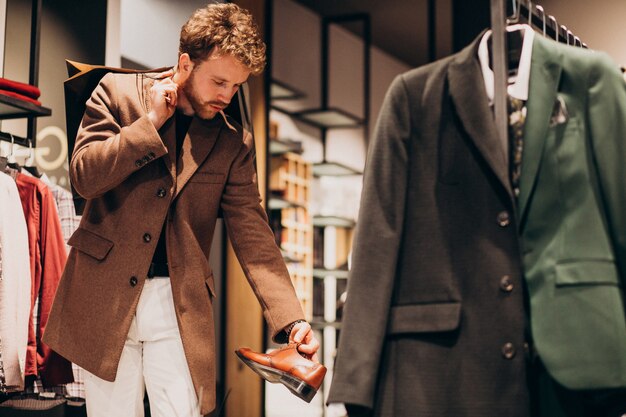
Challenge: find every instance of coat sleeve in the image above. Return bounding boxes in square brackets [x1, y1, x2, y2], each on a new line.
[328, 74, 410, 409]
[70, 73, 168, 199]
[220, 130, 305, 342]
[587, 53, 626, 288]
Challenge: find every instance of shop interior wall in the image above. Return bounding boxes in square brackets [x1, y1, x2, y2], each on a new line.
[271, 0, 410, 222]
[539, 0, 626, 66]
[1, 0, 106, 188]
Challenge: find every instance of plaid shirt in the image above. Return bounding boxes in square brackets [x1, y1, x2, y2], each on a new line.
[50, 184, 84, 398]
[30, 181, 85, 398]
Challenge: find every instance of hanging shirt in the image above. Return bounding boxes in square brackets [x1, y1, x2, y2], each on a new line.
[0, 172, 31, 392]
[15, 173, 73, 387]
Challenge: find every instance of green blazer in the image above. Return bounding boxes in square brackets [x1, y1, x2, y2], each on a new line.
[520, 34, 626, 390]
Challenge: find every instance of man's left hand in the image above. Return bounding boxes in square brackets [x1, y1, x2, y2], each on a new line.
[289, 321, 320, 362]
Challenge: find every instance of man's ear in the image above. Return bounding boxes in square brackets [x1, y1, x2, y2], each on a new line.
[176, 53, 194, 82]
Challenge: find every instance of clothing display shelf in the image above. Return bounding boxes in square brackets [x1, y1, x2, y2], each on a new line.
[0, 94, 50, 120]
[270, 79, 304, 101]
[0, 0, 50, 149]
[268, 151, 314, 319]
[270, 13, 370, 178]
[313, 215, 355, 228]
[313, 268, 349, 280]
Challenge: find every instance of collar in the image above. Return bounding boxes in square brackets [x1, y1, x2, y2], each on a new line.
[478, 24, 534, 103]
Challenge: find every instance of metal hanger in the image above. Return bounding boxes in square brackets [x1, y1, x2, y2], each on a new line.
[561, 25, 570, 45]
[535, 5, 546, 37]
[23, 138, 42, 177]
[6, 134, 22, 172]
[507, 0, 520, 24]
[548, 15, 558, 41]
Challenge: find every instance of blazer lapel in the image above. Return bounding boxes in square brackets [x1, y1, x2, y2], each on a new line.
[448, 33, 513, 198]
[159, 117, 177, 180]
[517, 35, 562, 226]
[174, 116, 223, 198]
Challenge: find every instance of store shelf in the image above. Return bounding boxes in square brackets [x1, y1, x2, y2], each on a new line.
[269, 138, 303, 156]
[313, 268, 349, 279]
[281, 249, 304, 264]
[270, 79, 304, 100]
[271, 104, 364, 130]
[313, 215, 356, 228]
[313, 160, 362, 177]
[0, 93, 51, 120]
[268, 195, 305, 210]
[293, 107, 363, 129]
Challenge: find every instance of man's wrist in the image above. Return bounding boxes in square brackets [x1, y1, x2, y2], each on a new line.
[284, 319, 306, 339]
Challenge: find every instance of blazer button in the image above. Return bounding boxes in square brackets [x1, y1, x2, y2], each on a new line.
[129, 276, 138, 287]
[501, 342, 516, 359]
[143, 233, 152, 243]
[500, 275, 514, 292]
[157, 188, 167, 198]
[497, 211, 510, 227]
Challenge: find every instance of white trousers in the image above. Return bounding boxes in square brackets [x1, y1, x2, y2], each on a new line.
[84, 278, 201, 417]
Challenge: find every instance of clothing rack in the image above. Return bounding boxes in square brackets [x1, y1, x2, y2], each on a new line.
[0, 131, 32, 148]
[513, 0, 588, 48]
[490, 0, 587, 186]
[0, 0, 44, 149]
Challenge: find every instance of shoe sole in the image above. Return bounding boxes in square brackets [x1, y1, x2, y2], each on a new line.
[235, 350, 318, 403]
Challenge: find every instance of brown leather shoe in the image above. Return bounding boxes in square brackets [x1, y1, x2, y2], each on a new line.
[235, 343, 327, 402]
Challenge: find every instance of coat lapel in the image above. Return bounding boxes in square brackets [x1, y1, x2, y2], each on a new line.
[174, 116, 223, 198]
[144, 78, 177, 181]
[448, 33, 513, 198]
[159, 117, 177, 180]
[517, 35, 562, 225]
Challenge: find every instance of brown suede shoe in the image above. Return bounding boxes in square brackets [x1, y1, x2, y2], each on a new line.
[235, 343, 327, 402]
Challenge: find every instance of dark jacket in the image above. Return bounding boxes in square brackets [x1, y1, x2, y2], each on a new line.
[328, 33, 530, 417]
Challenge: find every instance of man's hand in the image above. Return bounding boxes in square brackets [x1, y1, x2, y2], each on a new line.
[289, 321, 321, 362]
[148, 71, 178, 130]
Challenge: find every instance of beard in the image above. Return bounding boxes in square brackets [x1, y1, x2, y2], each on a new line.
[182, 72, 227, 120]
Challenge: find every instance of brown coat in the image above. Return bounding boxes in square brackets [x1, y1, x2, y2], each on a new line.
[43, 72, 304, 414]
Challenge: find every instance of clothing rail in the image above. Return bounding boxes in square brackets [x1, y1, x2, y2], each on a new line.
[512, 0, 588, 48]
[0, 131, 33, 148]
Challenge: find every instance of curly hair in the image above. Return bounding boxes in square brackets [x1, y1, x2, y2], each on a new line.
[179, 3, 266, 75]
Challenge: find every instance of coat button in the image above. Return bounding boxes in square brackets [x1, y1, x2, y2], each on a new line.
[500, 275, 514, 292]
[497, 211, 510, 227]
[135, 159, 143, 167]
[157, 188, 166, 198]
[143, 233, 152, 243]
[501, 342, 516, 359]
[129, 276, 138, 287]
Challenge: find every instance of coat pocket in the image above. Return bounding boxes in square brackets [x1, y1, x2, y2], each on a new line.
[555, 260, 619, 286]
[67, 228, 114, 261]
[387, 301, 461, 335]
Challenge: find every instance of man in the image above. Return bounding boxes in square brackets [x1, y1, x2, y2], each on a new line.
[43, 4, 319, 416]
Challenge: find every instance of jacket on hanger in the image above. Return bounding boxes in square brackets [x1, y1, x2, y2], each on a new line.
[328, 30, 530, 417]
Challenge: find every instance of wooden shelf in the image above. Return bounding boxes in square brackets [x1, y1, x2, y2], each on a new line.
[313, 268, 349, 279]
[0, 93, 51, 120]
[313, 215, 356, 228]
